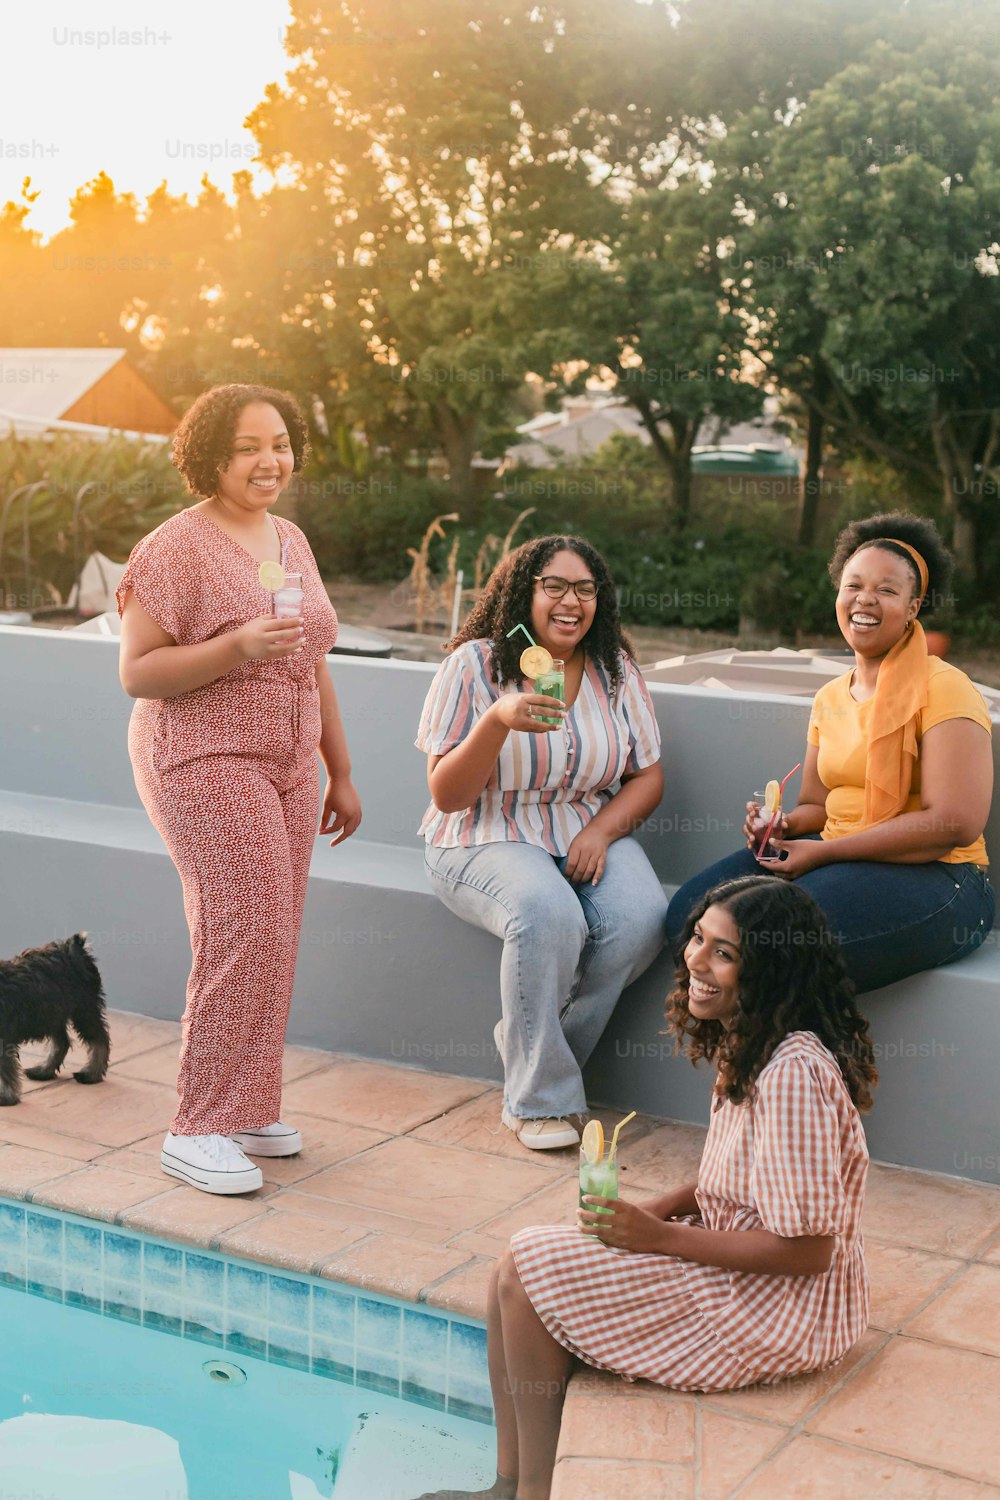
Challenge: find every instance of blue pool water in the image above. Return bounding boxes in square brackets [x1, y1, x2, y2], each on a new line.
[0, 1198, 494, 1500]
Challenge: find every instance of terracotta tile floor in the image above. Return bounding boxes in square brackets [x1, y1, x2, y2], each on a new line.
[3, 1011, 1000, 1499]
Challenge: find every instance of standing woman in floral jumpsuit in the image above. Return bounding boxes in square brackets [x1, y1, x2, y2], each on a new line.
[118, 385, 361, 1194]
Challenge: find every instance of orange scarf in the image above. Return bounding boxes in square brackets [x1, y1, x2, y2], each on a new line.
[861, 540, 930, 827]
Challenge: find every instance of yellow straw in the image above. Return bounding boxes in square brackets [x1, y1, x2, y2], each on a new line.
[607, 1110, 636, 1162]
[506, 623, 537, 648]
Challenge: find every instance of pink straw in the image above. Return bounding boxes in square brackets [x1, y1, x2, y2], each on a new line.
[757, 763, 802, 856]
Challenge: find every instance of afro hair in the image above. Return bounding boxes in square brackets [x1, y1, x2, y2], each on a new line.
[827, 510, 953, 616]
[171, 384, 310, 499]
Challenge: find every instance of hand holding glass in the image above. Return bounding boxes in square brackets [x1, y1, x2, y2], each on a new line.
[579, 1147, 619, 1234]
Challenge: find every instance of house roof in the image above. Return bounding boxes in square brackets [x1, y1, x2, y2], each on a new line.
[0, 349, 126, 421]
[508, 396, 801, 470]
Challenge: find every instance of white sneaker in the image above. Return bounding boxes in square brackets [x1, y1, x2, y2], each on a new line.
[160, 1133, 264, 1194]
[231, 1121, 303, 1158]
[501, 1110, 581, 1151]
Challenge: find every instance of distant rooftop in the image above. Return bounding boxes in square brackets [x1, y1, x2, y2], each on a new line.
[0, 348, 176, 439]
[507, 394, 801, 470]
[0, 349, 125, 422]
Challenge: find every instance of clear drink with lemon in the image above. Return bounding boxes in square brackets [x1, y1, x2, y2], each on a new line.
[517, 642, 564, 729]
[533, 659, 565, 727]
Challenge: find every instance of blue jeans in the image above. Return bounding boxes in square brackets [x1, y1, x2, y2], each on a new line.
[424, 836, 668, 1118]
[665, 841, 995, 995]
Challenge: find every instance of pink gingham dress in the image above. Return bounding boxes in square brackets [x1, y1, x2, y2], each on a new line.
[511, 1031, 870, 1391]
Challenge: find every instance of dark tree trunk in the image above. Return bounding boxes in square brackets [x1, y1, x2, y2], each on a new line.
[671, 450, 693, 530]
[799, 401, 824, 547]
[667, 414, 698, 531]
[930, 411, 982, 585]
[951, 503, 977, 584]
[435, 402, 479, 502]
[633, 393, 676, 473]
[631, 394, 697, 529]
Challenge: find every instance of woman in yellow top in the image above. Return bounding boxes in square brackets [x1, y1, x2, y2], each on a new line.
[666, 512, 994, 992]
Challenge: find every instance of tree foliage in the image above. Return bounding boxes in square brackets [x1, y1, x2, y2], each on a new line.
[1, 0, 998, 591]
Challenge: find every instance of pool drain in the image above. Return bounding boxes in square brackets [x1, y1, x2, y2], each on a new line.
[202, 1359, 247, 1386]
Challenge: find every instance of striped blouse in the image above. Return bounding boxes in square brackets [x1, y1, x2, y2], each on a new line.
[415, 639, 661, 853]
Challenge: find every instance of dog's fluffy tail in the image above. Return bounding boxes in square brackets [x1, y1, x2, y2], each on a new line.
[69, 934, 105, 991]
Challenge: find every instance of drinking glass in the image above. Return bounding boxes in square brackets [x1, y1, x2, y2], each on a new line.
[533, 658, 565, 728]
[272, 573, 304, 620]
[579, 1147, 619, 1236]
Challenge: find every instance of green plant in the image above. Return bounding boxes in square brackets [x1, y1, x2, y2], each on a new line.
[0, 433, 187, 607]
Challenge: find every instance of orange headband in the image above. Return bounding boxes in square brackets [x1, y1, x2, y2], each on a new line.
[851, 537, 929, 599]
[882, 538, 929, 599]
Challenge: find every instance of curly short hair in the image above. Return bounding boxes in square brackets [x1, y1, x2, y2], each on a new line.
[171, 384, 311, 499]
[447, 534, 634, 691]
[666, 876, 878, 1112]
[827, 510, 953, 615]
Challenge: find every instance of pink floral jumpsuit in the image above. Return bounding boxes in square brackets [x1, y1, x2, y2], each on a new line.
[116, 507, 337, 1135]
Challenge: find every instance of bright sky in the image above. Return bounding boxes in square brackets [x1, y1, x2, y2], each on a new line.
[4, 0, 294, 240]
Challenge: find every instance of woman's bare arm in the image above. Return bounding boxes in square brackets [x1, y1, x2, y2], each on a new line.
[427, 692, 567, 813]
[782, 743, 828, 837]
[662, 1222, 834, 1276]
[808, 719, 992, 864]
[579, 1196, 835, 1274]
[589, 762, 665, 840]
[119, 591, 302, 699]
[635, 1182, 700, 1219]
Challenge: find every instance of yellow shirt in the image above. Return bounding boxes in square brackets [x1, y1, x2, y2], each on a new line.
[807, 659, 992, 866]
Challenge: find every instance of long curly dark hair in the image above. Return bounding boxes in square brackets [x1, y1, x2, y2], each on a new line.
[447, 534, 634, 691]
[171, 384, 311, 499]
[828, 510, 953, 616]
[667, 876, 878, 1111]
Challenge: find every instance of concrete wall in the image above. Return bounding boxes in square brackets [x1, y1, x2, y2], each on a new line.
[1, 624, 998, 1183]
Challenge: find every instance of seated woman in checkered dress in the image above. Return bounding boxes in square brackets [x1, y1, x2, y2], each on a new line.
[414, 876, 877, 1500]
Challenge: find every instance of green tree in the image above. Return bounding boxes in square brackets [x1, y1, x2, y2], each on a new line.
[245, 0, 680, 499]
[528, 176, 763, 528]
[742, 33, 1000, 576]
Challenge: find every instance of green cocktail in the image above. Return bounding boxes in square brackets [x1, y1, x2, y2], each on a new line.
[534, 658, 565, 728]
[579, 1149, 619, 1235]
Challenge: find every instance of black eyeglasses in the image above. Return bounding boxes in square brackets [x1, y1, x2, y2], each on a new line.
[534, 574, 599, 601]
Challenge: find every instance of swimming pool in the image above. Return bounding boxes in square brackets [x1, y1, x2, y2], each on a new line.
[0, 1196, 494, 1500]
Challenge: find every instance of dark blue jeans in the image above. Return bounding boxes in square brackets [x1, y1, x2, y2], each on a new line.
[664, 841, 995, 995]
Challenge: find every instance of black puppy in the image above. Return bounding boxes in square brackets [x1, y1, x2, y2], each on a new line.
[0, 934, 111, 1106]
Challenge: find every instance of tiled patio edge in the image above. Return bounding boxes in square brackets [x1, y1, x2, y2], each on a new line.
[5, 1167, 495, 1312]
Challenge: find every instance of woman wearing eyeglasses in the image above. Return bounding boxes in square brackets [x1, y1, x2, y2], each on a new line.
[416, 535, 667, 1151]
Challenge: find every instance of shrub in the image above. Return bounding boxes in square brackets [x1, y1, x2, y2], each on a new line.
[293, 470, 452, 582]
[0, 434, 187, 607]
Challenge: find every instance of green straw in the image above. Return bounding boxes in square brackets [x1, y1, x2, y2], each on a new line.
[506, 623, 537, 648]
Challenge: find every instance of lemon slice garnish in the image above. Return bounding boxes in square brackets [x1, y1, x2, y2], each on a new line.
[764, 778, 781, 814]
[520, 645, 554, 679]
[258, 560, 286, 592]
[581, 1119, 604, 1165]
